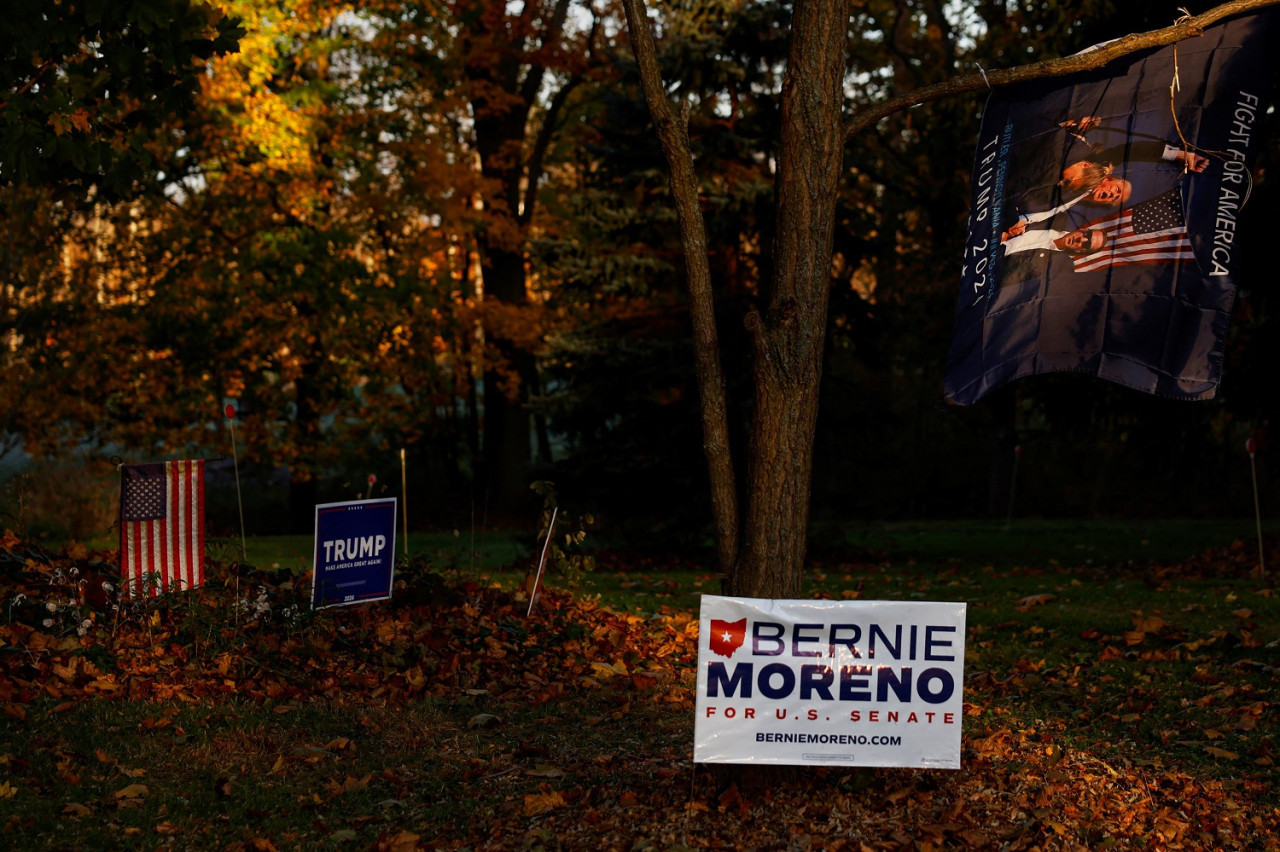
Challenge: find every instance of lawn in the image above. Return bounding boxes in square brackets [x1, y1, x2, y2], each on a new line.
[1, 520, 1277, 849]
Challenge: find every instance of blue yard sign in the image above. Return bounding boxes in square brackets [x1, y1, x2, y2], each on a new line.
[311, 498, 398, 609]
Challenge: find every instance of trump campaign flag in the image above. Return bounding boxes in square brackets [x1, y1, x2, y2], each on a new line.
[119, 460, 206, 597]
[945, 8, 1279, 405]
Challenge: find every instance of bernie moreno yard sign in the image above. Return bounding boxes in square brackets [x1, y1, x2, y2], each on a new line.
[311, 498, 398, 609]
[695, 596, 967, 768]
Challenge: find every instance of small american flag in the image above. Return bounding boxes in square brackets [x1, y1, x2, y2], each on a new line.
[1073, 189, 1195, 273]
[119, 460, 206, 597]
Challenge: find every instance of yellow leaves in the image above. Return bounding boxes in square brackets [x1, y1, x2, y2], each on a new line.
[199, 1, 344, 180]
[589, 660, 628, 678]
[0, 780, 17, 799]
[88, 675, 120, 694]
[523, 788, 566, 816]
[113, 783, 150, 806]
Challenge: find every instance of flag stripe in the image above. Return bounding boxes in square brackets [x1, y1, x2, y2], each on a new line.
[1073, 210, 1194, 273]
[119, 460, 205, 597]
[195, 464, 205, 588]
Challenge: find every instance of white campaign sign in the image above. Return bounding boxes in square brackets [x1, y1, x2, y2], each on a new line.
[694, 596, 967, 768]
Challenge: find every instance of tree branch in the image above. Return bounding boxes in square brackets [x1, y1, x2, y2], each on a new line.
[844, 0, 1280, 140]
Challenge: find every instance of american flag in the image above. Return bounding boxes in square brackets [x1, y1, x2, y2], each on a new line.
[119, 460, 206, 597]
[1073, 189, 1195, 273]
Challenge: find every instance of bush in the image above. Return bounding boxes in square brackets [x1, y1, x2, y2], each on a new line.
[0, 458, 118, 543]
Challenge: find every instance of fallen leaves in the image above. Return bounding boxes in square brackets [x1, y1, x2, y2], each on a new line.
[1, 536, 1278, 850]
[112, 783, 149, 808]
[522, 788, 566, 816]
[1015, 593, 1057, 612]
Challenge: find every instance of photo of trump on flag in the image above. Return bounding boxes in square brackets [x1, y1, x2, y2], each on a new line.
[945, 8, 1279, 406]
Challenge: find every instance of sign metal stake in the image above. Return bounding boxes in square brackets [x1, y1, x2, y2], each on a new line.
[527, 506, 558, 617]
[1248, 437, 1266, 579]
[400, 448, 409, 557]
[225, 404, 247, 564]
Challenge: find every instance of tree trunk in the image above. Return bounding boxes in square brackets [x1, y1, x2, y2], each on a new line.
[726, 1, 849, 599]
[289, 367, 321, 535]
[476, 244, 535, 516]
[620, 0, 742, 574]
[462, 0, 577, 518]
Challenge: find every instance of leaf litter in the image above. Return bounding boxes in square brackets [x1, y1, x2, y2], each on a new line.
[0, 534, 1277, 849]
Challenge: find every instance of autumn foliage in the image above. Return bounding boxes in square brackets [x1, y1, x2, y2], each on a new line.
[2, 530, 1278, 849]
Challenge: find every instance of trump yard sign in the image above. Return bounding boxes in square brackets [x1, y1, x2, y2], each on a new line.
[695, 596, 967, 768]
[311, 498, 398, 609]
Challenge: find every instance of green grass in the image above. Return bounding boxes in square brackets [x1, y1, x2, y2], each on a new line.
[6, 519, 1276, 848]
[79, 517, 1273, 581]
[801, 537, 1278, 788]
[822, 517, 1277, 569]
[81, 529, 532, 576]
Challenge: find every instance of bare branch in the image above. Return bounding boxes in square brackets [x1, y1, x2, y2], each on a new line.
[844, 0, 1280, 140]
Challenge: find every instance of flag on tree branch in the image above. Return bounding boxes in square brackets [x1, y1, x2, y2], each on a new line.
[119, 460, 206, 597]
[945, 8, 1279, 405]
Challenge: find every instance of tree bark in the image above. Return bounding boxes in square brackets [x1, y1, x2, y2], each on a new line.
[729, 1, 849, 599]
[621, 0, 740, 575]
[462, 0, 578, 516]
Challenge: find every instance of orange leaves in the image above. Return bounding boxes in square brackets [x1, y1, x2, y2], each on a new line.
[4, 534, 1280, 849]
[522, 787, 566, 816]
[1125, 612, 1169, 645]
[1014, 592, 1057, 612]
[47, 108, 93, 136]
[372, 830, 420, 852]
[324, 774, 371, 797]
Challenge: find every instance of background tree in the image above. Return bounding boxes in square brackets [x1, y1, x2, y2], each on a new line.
[0, 0, 241, 195]
[2, 0, 1277, 547]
